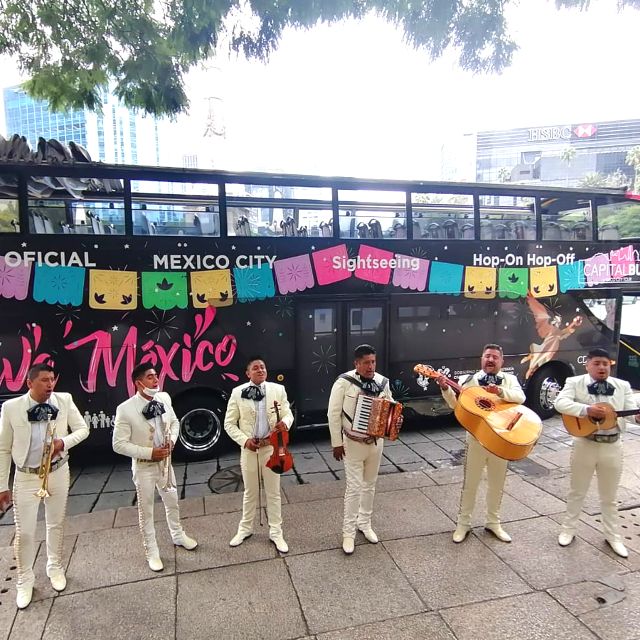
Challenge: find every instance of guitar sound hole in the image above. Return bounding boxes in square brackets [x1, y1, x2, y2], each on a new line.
[476, 398, 495, 411]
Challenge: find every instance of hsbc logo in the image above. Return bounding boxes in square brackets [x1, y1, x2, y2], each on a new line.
[573, 124, 597, 138]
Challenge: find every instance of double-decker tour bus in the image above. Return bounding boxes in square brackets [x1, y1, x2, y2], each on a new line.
[1, 157, 639, 459]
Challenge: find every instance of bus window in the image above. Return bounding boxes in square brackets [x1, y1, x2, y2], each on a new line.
[478, 194, 534, 241]
[597, 197, 640, 239]
[540, 195, 592, 241]
[338, 189, 406, 239]
[133, 202, 219, 237]
[0, 199, 19, 233]
[411, 193, 473, 239]
[71, 201, 125, 235]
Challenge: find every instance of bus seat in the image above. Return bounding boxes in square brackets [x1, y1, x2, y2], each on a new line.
[512, 221, 526, 240]
[392, 221, 406, 238]
[235, 215, 251, 236]
[42, 216, 55, 234]
[492, 223, 512, 240]
[542, 221, 563, 240]
[97, 218, 105, 234]
[339, 216, 355, 238]
[480, 220, 494, 239]
[600, 224, 620, 240]
[571, 221, 591, 241]
[356, 222, 369, 238]
[32, 213, 46, 234]
[319, 221, 333, 237]
[442, 219, 459, 239]
[368, 219, 383, 238]
[297, 226, 308, 237]
[461, 223, 474, 239]
[11, 219, 19, 233]
[412, 221, 422, 239]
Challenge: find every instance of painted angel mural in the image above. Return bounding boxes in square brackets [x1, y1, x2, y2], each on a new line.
[521, 295, 582, 379]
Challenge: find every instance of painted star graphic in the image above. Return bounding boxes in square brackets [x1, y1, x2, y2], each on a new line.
[112, 325, 118, 332]
[124, 244, 130, 249]
[246, 321, 252, 326]
[21, 242, 27, 248]
[231, 245, 236, 250]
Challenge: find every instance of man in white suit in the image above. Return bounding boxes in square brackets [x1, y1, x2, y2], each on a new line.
[328, 344, 399, 555]
[555, 347, 639, 558]
[224, 356, 293, 553]
[438, 343, 525, 544]
[0, 363, 89, 609]
[113, 364, 197, 572]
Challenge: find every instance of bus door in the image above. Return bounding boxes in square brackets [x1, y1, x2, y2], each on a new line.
[295, 301, 387, 419]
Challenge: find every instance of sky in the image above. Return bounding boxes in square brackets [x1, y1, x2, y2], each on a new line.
[2, 0, 640, 180]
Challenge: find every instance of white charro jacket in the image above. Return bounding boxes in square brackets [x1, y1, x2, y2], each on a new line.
[0, 391, 89, 492]
[224, 381, 293, 448]
[113, 391, 179, 460]
[441, 370, 525, 410]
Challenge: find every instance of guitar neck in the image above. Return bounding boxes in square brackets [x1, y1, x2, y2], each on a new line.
[442, 378, 463, 395]
[616, 408, 640, 418]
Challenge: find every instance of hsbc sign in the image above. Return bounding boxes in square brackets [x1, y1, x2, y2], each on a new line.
[527, 124, 597, 142]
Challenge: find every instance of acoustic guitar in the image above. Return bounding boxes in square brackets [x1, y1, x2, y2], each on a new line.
[414, 364, 542, 461]
[561, 403, 640, 437]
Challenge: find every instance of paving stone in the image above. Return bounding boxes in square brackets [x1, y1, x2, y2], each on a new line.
[316, 612, 455, 640]
[184, 461, 219, 484]
[312, 439, 334, 452]
[481, 516, 625, 589]
[288, 441, 320, 454]
[421, 481, 537, 527]
[114, 497, 204, 527]
[385, 532, 531, 609]
[102, 470, 136, 492]
[503, 475, 567, 516]
[405, 441, 451, 461]
[177, 559, 306, 640]
[9, 597, 53, 640]
[377, 464, 401, 475]
[547, 579, 630, 617]
[0, 527, 13, 547]
[93, 490, 135, 511]
[174, 512, 276, 573]
[294, 453, 332, 474]
[44, 577, 175, 640]
[68, 472, 109, 495]
[433, 437, 466, 454]
[33, 509, 116, 541]
[397, 430, 430, 444]
[65, 525, 176, 592]
[376, 470, 435, 493]
[283, 480, 346, 504]
[382, 444, 426, 465]
[424, 466, 465, 485]
[66, 494, 97, 516]
[0, 545, 18, 637]
[441, 591, 598, 640]
[204, 491, 244, 515]
[319, 451, 344, 471]
[370, 489, 453, 540]
[280, 497, 344, 555]
[183, 483, 213, 498]
[300, 471, 339, 484]
[286, 545, 424, 634]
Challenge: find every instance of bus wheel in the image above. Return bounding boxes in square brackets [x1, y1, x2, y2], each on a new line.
[174, 392, 226, 461]
[527, 367, 567, 419]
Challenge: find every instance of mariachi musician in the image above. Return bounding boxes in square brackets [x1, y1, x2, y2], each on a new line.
[438, 343, 524, 544]
[328, 344, 400, 555]
[554, 347, 639, 558]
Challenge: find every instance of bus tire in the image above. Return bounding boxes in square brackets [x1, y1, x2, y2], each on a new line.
[526, 366, 568, 420]
[172, 390, 228, 461]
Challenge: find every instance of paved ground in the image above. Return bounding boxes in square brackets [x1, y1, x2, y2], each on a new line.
[0, 415, 640, 639]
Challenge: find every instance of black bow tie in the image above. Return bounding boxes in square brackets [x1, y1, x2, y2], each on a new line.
[241, 385, 264, 401]
[587, 381, 615, 396]
[478, 374, 503, 387]
[359, 377, 382, 396]
[27, 403, 59, 422]
[142, 400, 166, 420]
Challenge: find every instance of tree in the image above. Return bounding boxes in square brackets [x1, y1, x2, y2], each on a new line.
[577, 170, 628, 189]
[626, 146, 640, 192]
[1, 0, 638, 117]
[497, 167, 511, 183]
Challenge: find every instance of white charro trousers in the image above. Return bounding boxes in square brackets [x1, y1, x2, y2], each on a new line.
[237, 445, 283, 539]
[13, 463, 70, 588]
[561, 437, 623, 543]
[342, 437, 384, 538]
[132, 460, 185, 558]
[458, 435, 508, 528]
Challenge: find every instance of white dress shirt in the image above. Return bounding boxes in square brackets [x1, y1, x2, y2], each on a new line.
[24, 395, 60, 468]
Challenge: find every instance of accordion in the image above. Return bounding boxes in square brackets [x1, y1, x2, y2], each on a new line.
[352, 395, 403, 440]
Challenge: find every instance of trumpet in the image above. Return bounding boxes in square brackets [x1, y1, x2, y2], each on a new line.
[161, 421, 176, 492]
[35, 413, 56, 499]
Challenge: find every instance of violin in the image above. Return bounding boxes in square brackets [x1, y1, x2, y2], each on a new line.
[266, 401, 294, 474]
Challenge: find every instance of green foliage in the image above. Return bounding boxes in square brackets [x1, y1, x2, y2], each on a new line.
[578, 170, 629, 189]
[598, 201, 640, 238]
[1, 0, 637, 117]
